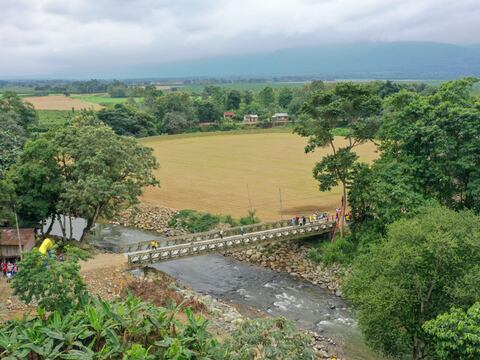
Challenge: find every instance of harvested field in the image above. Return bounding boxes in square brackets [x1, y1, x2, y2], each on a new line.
[23, 95, 102, 110]
[140, 130, 378, 221]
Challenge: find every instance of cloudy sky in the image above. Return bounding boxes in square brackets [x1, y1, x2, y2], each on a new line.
[1, 0, 479, 78]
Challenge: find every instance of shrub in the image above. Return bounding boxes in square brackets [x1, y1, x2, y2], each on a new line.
[308, 236, 356, 265]
[169, 209, 222, 233]
[169, 209, 261, 233]
[224, 317, 314, 359]
[238, 209, 260, 226]
[11, 245, 90, 313]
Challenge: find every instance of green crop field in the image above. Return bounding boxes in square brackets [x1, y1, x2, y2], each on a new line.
[140, 129, 378, 221]
[36, 110, 72, 131]
[70, 94, 132, 105]
[175, 81, 308, 93]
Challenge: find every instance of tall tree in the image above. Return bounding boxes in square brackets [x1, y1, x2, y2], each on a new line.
[344, 205, 480, 359]
[51, 114, 159, 241]
[278, 88, 293, 109]
[295, 82, 382, 236]
[0, 92, 37, 129]
[379, 78, 480, 213]
[8, 138, 63, 233]
[225, 90, 241, 110]
[258, 86, 275, 107]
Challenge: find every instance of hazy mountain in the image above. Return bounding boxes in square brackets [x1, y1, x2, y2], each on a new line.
[136, 42, 480, 80]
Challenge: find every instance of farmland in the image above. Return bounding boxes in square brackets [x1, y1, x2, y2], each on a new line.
[70, 94, 135, 105]
[140, 130, 377, 221]
[23, 95, 102, 110]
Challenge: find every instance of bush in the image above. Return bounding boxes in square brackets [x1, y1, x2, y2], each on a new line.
[11, 245, 91, 313]
[169, 209, 222, 233]
[169, 209, 261, 233]
[308, 236, 356, 265]
[224, 317, 314, 359]
[238, 209, 260, 226]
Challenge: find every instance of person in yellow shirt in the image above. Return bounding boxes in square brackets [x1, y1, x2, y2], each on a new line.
[38, 238, 54, 255]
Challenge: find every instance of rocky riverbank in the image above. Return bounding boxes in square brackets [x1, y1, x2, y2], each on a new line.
[110, 203, 187, 237]
[225, 240, 346, 296]
[137, 266, 345, 359]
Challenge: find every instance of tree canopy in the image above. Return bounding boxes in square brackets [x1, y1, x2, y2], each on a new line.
[344, 205, 480, 359]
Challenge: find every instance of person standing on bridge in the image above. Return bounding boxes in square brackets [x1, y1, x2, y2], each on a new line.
[240, 226, 245, 237]
[220, 229, 224, 239]
[302, 215, 306, 225]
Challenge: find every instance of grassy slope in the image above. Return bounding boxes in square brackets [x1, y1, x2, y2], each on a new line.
[140, 130, 377, 221]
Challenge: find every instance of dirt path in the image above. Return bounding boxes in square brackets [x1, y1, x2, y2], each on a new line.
[0, 253, 129, 321]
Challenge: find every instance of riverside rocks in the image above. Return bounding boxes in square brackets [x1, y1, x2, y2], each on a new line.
[111, 203, 187, 237]
[224, 241, 345, 295]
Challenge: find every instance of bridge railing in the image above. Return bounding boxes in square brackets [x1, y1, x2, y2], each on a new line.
[117, 219, 294, 253]
[128, 221, 335, 264]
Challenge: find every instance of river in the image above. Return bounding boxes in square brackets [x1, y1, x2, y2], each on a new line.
[47, 219, 379, 359]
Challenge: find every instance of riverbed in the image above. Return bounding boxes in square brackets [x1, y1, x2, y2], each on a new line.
[154, 254, 379, 360]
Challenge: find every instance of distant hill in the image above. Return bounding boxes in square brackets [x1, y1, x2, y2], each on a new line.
[144, 42, 480, 80]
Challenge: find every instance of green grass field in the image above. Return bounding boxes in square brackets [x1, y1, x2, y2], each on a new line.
[70, 94, 131, 105]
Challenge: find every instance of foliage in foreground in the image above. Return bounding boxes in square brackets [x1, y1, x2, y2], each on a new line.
[0, 294, 314, 360]
[169, 209, 260, 233]
[0, 295, 224, 360]
[423, 302, 480, 360]
[11, 246, 91, 314]
[343, 205, 480, 359]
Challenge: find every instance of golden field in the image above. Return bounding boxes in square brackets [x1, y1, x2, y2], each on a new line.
[23, 95, 102, 111]
[140, 130, 378, 221]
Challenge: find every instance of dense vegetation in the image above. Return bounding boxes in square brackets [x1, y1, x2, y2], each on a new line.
[297, 77, 480, 359]
[2, 247, 313, 359]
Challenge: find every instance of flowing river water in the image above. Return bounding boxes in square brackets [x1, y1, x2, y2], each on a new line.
[47, 220, 380, 359]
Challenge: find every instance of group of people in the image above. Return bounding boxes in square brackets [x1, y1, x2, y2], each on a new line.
[2, 260, 18, 279]
[290, 212, 330, 226]
[290, 210, 352, 226]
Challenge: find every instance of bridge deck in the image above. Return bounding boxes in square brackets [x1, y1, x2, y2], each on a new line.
[127, 222, 334, 265]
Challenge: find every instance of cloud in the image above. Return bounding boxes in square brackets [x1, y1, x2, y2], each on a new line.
[0, 0, 479, 77]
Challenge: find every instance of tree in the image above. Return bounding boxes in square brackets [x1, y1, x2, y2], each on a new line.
[379, 78, 480, 213]
[343, 205, 480, 359]
[278, 88, 293, 108]
[0, 92, 37, 129]
[8, 138, 63, 233]
[0, 111, 26, 179]
[423, 302, 480, 359]
[11, 245, 90, 313]
[162, 112, 191, 134]
[98, 104, 157, 137]
[258, 86, 275, 107]
[225, 90, 241, 110]
[295, 82, 382, 236]
[51, 115, 159, 241]
[195, 100, 222, 123]
[348, 159, 427, 239]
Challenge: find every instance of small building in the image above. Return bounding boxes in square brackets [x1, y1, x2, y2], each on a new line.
[272, 113, 289, 126]
[243, 114, 258, 125]
[0, 228, 35, 259]
[223, 111, 235, 120]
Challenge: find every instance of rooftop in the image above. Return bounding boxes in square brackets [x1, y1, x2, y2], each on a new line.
[0, 228, 35, 246]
